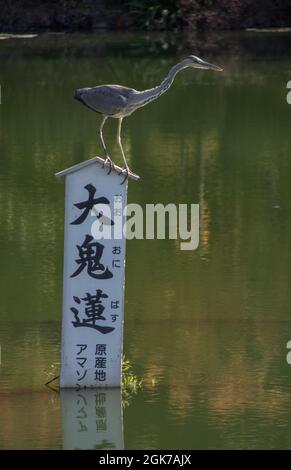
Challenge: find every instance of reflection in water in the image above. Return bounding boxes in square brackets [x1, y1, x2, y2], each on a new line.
[125, 321, 291, 449]
[61, 389, 123, 450]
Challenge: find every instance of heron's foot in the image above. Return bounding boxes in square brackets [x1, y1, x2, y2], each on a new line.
[102, 156, 115, 175]
[101, 156, 108, 168]
[119, 167, 130, 185]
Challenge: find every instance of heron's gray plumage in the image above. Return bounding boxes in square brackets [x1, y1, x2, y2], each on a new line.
[75, 85, 137, 117]
[74, 55, 223, 182]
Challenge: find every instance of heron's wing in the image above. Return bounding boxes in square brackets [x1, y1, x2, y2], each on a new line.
[80, 85, 136, 116]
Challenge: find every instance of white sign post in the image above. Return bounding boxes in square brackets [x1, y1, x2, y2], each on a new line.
[56, 156, 139, 388]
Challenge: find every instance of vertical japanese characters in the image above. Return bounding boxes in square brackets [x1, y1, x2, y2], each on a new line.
[69, 183, 124, 387]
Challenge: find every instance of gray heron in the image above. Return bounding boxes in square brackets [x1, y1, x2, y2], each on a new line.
[74, 55, 223, 183]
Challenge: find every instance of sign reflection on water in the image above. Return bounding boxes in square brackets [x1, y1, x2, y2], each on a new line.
[61, 388, 123, 450]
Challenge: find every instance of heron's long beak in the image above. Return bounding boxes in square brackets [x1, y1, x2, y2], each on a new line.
[202, 60, 223, 72]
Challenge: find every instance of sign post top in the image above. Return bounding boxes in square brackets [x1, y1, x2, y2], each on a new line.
[55, 156, 140, 182]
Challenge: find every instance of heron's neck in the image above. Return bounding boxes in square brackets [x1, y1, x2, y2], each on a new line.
[131, 60, 189, 108]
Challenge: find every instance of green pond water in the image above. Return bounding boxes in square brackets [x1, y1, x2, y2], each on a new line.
[1, 31, 291, 449]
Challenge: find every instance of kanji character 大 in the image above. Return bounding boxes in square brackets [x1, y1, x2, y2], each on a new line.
[71, 184, 110, 225]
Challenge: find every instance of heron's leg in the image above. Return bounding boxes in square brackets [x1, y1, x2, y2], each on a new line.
[117, 118, 130, 184]
[99, 115, 114, 174]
